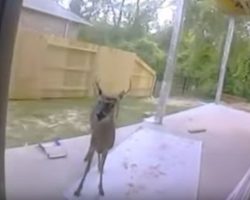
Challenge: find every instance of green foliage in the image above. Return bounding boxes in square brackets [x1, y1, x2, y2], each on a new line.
[74, 0, 250, 99]
[115, 37, 166, 80]
[73, 0, 168, 81]
[78, 22, 166, 81]
[174, 0, 228, 98]
[133, 38, 166, 80]
[78, 23, 122, 46]
[225, 33, 250, 100]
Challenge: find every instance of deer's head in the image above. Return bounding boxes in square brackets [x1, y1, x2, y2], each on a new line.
[94, 81, 131, 121]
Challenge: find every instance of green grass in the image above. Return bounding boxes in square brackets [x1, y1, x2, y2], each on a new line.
[6, 97, 190, 148]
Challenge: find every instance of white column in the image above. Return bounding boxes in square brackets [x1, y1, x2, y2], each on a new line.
[215, 17, 235, 104]
[154, 0, 186, 124]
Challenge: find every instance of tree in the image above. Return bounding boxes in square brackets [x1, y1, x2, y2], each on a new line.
[70, 0, 102, 21]
[69, 0, 82, 17]
[74, 0, 250, 99]
[152, 21, 173, 50]
[133, 38, 165, 80]
[117, 0, 126, 27]
[173, 0, 228, 97]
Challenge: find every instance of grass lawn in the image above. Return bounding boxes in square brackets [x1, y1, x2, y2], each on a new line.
[6, 97, 191, 148]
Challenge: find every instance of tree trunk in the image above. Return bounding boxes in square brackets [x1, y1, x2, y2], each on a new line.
[110, 1, 117, 26]
[117, 0, 126, 27]
[182, 77, 188, 94]
[132, 0, 140, 27]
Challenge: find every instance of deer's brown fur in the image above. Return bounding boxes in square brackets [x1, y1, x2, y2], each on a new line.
[74, 81, 130, 197]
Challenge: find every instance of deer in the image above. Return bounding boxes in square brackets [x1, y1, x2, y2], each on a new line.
[74, 80, 131, 197]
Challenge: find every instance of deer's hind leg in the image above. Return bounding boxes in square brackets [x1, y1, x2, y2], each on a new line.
[98, 153, 101, 173]
[98, 150, 108, 196]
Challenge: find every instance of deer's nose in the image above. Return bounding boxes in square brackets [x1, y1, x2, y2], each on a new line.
[96, 103, 104, 114]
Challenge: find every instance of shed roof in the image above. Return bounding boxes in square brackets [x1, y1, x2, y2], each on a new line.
[22, 0, 92, 26]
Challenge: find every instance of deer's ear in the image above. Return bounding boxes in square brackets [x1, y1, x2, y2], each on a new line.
[97, 87, 102, 96]
[119, 79, 131, 99]
[118, 91, 125, 99]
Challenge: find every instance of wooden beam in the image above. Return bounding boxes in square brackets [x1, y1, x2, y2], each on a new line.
[0, 1, 22, 199]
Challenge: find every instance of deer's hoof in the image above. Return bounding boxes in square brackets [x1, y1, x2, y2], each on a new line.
[74, 190, 81, 197]
[98, 168, 105, 174]
[99, 189, 105, 196]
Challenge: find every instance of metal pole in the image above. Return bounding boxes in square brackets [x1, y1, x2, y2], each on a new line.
[154, 0, 186, 124]
[215, 17, 235, 104]
[0, 1, 22, 199]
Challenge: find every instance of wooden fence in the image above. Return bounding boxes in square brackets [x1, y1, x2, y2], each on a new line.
[9, 31, 156, 99]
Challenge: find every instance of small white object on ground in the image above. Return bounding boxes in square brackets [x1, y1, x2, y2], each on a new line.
[38, 140, 67, 159]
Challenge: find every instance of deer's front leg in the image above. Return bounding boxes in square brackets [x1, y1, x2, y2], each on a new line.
[84, 147, 91, 162]
[75, 148, 94, 197]
[84, 138, 94, 162]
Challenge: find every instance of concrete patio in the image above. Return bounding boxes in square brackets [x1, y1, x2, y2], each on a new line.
[5, 103, 250, 200]
[65, 125, 202, 200]
[148, 103, 250, 200]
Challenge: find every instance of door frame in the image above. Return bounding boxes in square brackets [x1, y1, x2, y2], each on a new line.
[0, 1, 22, 199]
